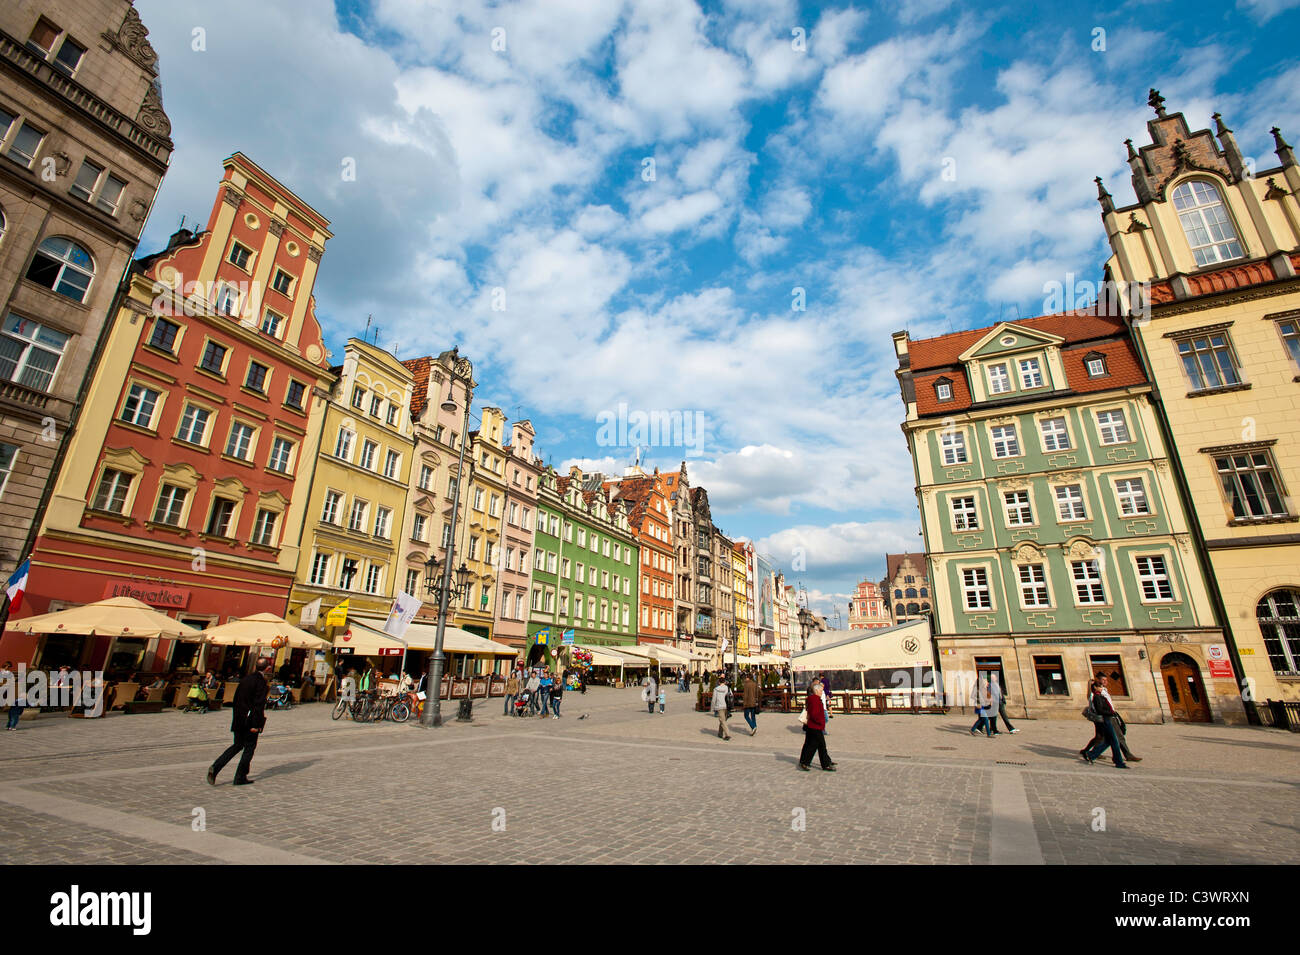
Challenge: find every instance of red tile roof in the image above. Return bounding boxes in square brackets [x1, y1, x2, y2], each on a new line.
[401, 356, 432, 418]
[907, 310, 1124, 372]
[884, 553, 928, 585]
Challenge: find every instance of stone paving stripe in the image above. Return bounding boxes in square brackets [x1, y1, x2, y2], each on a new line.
[0, 786, 332, 865]
[990, 769, 1044, 866]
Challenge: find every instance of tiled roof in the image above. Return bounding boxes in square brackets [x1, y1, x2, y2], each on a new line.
[884, 553, 928, 585]
[401, 356, 433, 418]
[907, 310, 1124, 372]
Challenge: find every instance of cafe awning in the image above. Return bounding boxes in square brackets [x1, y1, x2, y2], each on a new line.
[790, 618, 934, 672]
[342, 618, 518, 657]
[201, 613, 330, 649]
[11, 596, 202, 640]
[573, 644, 649, 667]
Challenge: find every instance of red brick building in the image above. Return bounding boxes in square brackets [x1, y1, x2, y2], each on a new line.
[0, 154, 334, 673]
[607, 471, 674, 645]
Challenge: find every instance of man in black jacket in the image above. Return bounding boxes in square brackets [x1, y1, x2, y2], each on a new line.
[207, 659, 271, 786]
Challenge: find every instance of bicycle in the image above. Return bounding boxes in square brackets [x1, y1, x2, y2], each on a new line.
[389, 690, 423, 723]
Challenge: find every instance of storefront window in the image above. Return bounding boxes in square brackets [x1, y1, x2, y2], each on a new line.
[1033, 655, 1068, 696]
[1089, 654, 1129, 696]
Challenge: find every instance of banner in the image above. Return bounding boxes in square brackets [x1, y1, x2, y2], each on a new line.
[384, 591, 421, 639]
[562, 629, 575, 645]
[300, 596, 323, 627]
[324, 599, 349, 628]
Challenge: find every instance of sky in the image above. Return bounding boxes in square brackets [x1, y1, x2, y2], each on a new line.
[133, 0, 1300, 621]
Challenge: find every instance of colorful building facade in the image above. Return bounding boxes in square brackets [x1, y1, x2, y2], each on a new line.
[848, 579, 891, 629]
[607, 468, 673, 645]
[881, 553, 932, 626]
[1100, 95, 1300, 711]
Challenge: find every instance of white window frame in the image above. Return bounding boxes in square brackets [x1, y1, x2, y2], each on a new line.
[1003, 489, 1034, 527]
[1134, 554, 1175, 603]
[1114, 477, 1151, 516]
[990, 424, 1020, 458]
[1096, 409, 1131, 445]
[960, 566, 992, 611]
[1038, 416, 1071, 452]
[987, 363, 1012, 395]
[941, 430, 968, 466]
[950, 495, 979, 532]
[1070, 559, 1107, 606]
[1019, 357, 1044, 389]
[1017, 563, 1052, 609]
[1054, 484, 1087, 521]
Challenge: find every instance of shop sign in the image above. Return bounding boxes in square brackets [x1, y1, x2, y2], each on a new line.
[1206, 644, 1233, 679]
[103, 580, 190, 609]
[377, 647, 403, 657]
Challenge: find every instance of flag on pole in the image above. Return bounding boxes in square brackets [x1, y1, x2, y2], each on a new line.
[384, 591, 421, 639]
[5, 558, 30, 615]
[299, 596, 323, 627]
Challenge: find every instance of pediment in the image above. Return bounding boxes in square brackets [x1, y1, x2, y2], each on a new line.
[960, 323, 1064, 362]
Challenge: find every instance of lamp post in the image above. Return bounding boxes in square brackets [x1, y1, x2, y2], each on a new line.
[728, 620, 739, 689]
[421, 351, 474, 727]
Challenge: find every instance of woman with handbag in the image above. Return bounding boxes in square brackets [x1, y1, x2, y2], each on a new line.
[1080, 676, 1141, 762]
[1081, 677, 1130, 769]
[797, 681, 836, 772]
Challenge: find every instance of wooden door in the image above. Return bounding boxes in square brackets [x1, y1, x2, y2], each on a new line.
[1161, 654, 1211, 723]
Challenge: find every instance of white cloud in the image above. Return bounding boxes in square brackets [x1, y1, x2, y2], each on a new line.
[638, 190, 725, 233]
[1236, 0, 1300, 21]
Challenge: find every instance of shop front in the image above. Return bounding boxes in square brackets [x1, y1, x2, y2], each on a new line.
[335, 617, 517, 701]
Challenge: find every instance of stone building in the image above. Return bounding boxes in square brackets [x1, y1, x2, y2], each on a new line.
[492, 418, 539, 650]
[1099, 91, 1300, 714]
[689, 485, 715, 658]
[881, 553, 932, 625]
[0, 1, 172, 587]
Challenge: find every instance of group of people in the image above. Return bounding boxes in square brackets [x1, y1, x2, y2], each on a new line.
[969, 675, 1020, 737]
[503, 664, 577, 718]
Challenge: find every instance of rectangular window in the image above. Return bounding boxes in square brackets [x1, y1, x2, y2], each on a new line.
[92, 468, 131, 514]
[1176, 333, 1241, 391]
[1114, 477, 1150, 516]
[272, 269, 293, 295]
[321, 490, 342, 525]
[26, 18, 59, 56]
[987, 363, 1011, 394]
[1071, 559, 1106, 604]
[405, 569, 420, 595]
[3, 119, 44, 168]
[413, 514, 427, 542]
[1055, 484, 1086, 521]
[951, 496, 979, 531]
[252, 509, 277, 547]
[1003, 490, 1033, 526]
[1096, 409, 1130, 445]
[1019, 357, 1043, 389]
[348, 500, 368, 533]
[505, 547, 515, 571]
[1278, 319, 1300, 371]
[384, 449, 400, 479]
[0, 314, 70, 392]
[120, 383, 160, 428]
[990, 425, 1020, 458]
[244, 361, 268, 394]
[339, 559, 358, 590]
[205, 498, 236, 537]
[225, 422, 254, 460]
[419, 465, 433, 490]
[69, 159, 102, 202]
[310, 553, 330, 586]
[1018, 564, 1050, 607]
[941, 430, 967, 465]
[442, 524, 452, 548]
[961, 567, 991, 610]
[1039, 417, 1070, 452]
[1090, 655, 1129, 696]
[268, 436, 294, 473]
[369, 395, 382, 418]
[386, 404, 398, 426]
[508, 501, 518, 524]
[334, 428, 354, 460]
[52, 34, 86, 74]
[1135, 555, 1174, 602]
[1214, 450, 1289, 519]
[148, 318, 180, 354]
[359, 439, 378, 471]
[535, 549, 545, 571]
[285, 380, 306, 411]
[1033, 656, 1069, 696]
[374, 507, 392, 540]
[468, 536, 480, 560]
[199, 341, 227, 376]
[1086, 356, 1107, 377]
[152, 485, 187, 526]
[214, 285, 239, 317]
[351, 386, 365, 409]
[228, 242, 252, 270]
[96, 173, 126, 215]
[561, 558, 570, 578]
[261, 309, 283, 338]
[936, 381, 952, 401]
[365, 565, 382, 594]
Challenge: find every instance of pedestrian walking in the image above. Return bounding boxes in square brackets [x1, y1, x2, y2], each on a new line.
[525, 669, 541, 715]
[538, 668, 553, 718]
[711, 679, 732, 740]
[207, 659, 271, 786]
[550, 675, 564, 717]
[969, 678, 994, 737]
[991, 675, 1019, 733]
[1080, 676, 1140, 762]
[3, 661, 23, 730]
[657, 687, 666, 713]
[643, 673, 657, 714]
[797, 680, 836, 772]
[503, 672, 520, 716]
[741, 671, 760, 737]
[1081, 678, 1129, 769]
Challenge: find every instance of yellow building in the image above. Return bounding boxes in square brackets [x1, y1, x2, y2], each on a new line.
[452, 406, 508, 639]
[289, 338, 414, 630]
[731, 545, 749, 654]
[1100, 93, 1300, 715]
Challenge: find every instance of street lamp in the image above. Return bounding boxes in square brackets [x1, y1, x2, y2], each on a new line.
[728, 620, 739, 688]
[421, 350, 474, 727]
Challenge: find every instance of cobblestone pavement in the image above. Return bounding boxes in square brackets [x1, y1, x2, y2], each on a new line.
[1, 686, 1297, 864]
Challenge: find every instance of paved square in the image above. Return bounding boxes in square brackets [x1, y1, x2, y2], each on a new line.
[1, 687, 1297, 864]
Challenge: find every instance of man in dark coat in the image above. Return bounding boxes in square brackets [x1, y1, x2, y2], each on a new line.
[207, 659, 271, 786]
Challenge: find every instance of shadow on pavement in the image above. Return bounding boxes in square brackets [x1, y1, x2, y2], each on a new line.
[257, 759, 319, 779]
[1181, 735, 1300, 751]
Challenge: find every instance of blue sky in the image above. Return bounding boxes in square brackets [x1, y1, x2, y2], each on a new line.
[135, 0, 1299, 618]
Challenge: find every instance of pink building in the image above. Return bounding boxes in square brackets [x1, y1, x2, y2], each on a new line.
[848, 579, 890, 629]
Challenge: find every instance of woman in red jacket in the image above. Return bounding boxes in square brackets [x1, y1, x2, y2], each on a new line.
[798, 681, 837, 772]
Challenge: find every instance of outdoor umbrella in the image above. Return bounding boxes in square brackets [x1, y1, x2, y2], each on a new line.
[200, 613, 329, 649]
[11, 596, 202, 639]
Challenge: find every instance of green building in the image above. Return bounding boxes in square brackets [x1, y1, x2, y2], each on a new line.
[893, 313, 1239, 724]
[525, 466, 639, 666]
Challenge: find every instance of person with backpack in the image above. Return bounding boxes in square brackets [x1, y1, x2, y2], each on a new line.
[1081, 677, 1130, 769]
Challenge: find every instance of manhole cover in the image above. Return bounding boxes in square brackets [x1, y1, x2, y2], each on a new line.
[996, 760, 1028, 766]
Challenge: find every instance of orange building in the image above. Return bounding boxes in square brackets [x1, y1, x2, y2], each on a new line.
[607, 471, 674, 645]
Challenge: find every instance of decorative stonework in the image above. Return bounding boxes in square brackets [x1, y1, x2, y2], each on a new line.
[995, 460, 1026, 474]
[222, 186, 242, 207]
[1046, 452, 1079, 468]
[128, 198, 149, 223]
[1024, 612, 1056, 628]
[1123, 518, 1158, 535]
[943, 466, 972, 481]
[1066, 538, 1099, 560]
[1009, 529, 1040, 543]
[967, 614, 998, 631]
[955, 534, 985, 549]
[1013, 542, 1044, 562]
[268, 219, 286, 237]
[308, 245, 324, 263]
[1081, 609, 1114, 626]
[1147, 606, 1183, 624]
[51, 151, 72, 177]
[102, 6, 160, 76]
[1105, 446, 1137, 462]
[997, 476, 1030, 492]
[136, 81, 172, 140]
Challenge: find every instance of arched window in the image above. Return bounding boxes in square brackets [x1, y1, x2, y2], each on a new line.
[1257, 589, 1300, 676]
[905, 602, 920, 615]
[26, 237, 94, 302]
[1172, 181, 1243, 267]
[921, 602, 930, 613]
[0, 205, 6, 245]
[894, 589, 903, 599]
[920, 587, 929, 598]
[895, 603, 904, 617]
[905, 587, 918, 599]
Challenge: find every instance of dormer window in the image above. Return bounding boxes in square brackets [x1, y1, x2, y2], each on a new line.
[934, 377, 953, 402]
[1172, 181, 1243, 267]
[987, 363, 1012, 395]
[1018, 357, 1043, 389]
[1084, 352, 1108, 378]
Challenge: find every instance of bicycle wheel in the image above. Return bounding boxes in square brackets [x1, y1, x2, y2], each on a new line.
[390, 701, 410, 723]
[332, 699, 347, 720]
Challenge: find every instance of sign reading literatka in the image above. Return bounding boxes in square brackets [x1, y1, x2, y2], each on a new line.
[102, 580, 191, 609]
